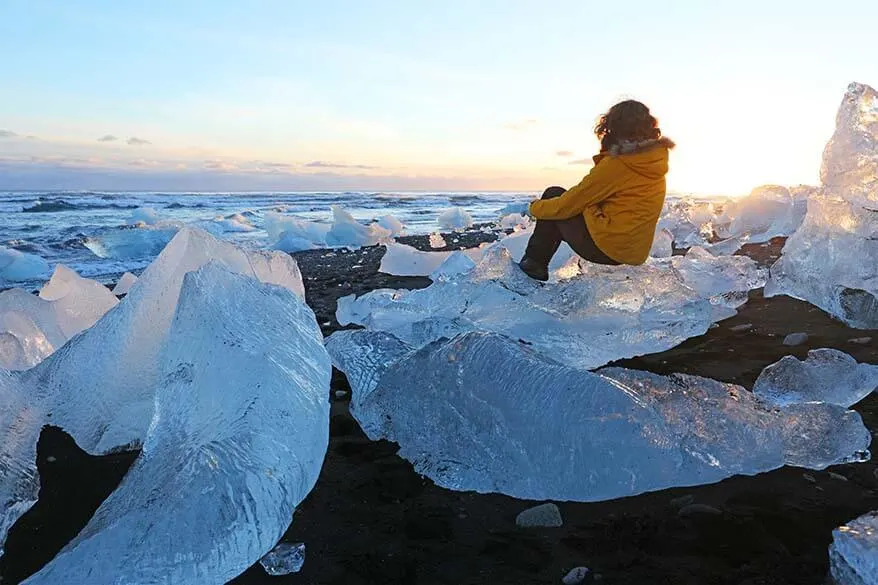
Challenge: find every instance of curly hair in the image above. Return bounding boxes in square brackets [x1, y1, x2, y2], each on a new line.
[594, 100, 662, 152]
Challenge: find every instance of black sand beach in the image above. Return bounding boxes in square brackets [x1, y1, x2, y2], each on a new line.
[2, 234, 876, 585]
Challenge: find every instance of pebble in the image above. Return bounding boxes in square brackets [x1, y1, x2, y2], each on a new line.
[677, 503, 722, 518]
[729, 323, 753, 332]
[669, 494, 695, 508]
[802, 473, 817, 483]
[782, 332, 809, 346]
[334, 390, 348, 399]
[829, 472, 849, 482]
[516, 503, 563, 528]
[562, 566, 592, 585]
[46, 455, 57, 463]
[849, 337, 873, 345]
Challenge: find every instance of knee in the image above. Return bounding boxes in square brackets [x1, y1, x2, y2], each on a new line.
[541, 186, 566, 200]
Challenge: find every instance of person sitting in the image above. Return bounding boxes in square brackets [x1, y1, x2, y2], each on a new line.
[519, 100, 675, 281]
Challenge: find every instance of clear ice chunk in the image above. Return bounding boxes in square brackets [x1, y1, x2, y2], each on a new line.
[0, 228, 306, 551]
[83, 225, 180, 260]
[22, 264, 330, 584]
[0, 246, 51, 285]
[327, 330, 871, 502]
[715, 185, 806, 244]
[437, 207, 473, 230]
[377, 215, 405, 236]
[260, 542, 306, 575]
[325, 206, 392, 249]
[765, 83, 878, 328]
[753, 349, 878, 407]
[830, 511, 878, 585]
[429, 232, 447, 248]
[337, 244, 764, 369]
[649, 227, 674, 258]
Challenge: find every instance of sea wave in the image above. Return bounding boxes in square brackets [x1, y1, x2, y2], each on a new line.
[22, 199, 140, 213]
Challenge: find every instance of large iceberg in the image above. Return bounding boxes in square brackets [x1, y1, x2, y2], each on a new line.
[338, 245, 764, 370]
[1, 267, 118, 370]
[21, 264, 330, 584]
[753, 349, 878, 408]
[830, 511, 878, 585]
[765, 83, 878, 328]
[327, 330, 870, 502]
[0, 228, 306, 551]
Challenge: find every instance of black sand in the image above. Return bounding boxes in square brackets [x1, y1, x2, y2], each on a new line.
[2, 234, 877, 585]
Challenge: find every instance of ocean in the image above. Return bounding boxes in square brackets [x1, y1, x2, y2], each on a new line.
[0, 190, 538, 287]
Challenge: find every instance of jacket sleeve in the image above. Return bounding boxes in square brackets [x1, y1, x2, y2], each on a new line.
[529, 157, 622, 220]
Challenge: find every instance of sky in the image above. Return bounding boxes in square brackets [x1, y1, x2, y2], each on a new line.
[1, 0, 876, 194]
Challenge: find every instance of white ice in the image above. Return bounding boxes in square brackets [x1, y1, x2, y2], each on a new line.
[753, 349, 878, 408]
[765, 82, 878, 328]
[266, 206, 393, 251]
[22, 263, 330, 584]
[429, 232, 447, 249]
[0, 246, 51, 285]
[1, 267, 117, 370]
[377, 215, 405, 236]
[830, 511, 878, 585]
[437, 207, 473, 231]
[337, 244, 764, 370]
[499, 213, 530, 230]
[0, 228, 306, 551]
[326, 330, 870, 502]
[111, 272, 138, 296]
[378, 242, 485, 277]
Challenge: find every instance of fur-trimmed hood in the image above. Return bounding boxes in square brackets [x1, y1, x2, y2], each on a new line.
[607, 136, 676, 156]
[592, 136, 674, 179]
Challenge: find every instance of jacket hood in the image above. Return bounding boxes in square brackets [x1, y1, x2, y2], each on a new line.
[593, 137, 674, 179]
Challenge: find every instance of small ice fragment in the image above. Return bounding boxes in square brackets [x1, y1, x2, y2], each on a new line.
[437, 208, 473, 231]
[335, 390, 347, 399]
[754, 349, 878, 407]
[499, 213, 530, 230]
[429, 232, 447, 249]
[730, 323, 753, 332]
[430, 251, 477, 281]
[516, 503, 563, 528]
[829, 511, 878, 585]
[127, 207, 162, 226]
[562, 566, 591, 585]
[783, 332, 809, 346]
[111, 272, 138, 296]
[260, 542, 306, 576]
[849, 337, 873, 345]
[377, 215, 404, 236]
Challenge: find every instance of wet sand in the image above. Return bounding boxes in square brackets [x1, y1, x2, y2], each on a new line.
[2, 235, 877, 585]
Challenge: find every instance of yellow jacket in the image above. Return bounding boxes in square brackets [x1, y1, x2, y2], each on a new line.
[529, 137, 674, 265]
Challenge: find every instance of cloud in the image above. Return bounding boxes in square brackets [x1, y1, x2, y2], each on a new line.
[203, 159, 238, 171]
[98, 134, 119, 142]
[0, 130, 19, 138]
[568, 158, 592, 165]
[555, 150, 573, 157]
[305, 160, 377, 170]
[126, 137, 152, 146]
[503, 119, 538, 131]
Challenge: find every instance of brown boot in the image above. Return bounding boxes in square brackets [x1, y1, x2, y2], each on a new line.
[518, 257, 549, 281]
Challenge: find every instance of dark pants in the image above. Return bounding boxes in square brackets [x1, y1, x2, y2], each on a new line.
[523, 186, 620, 268]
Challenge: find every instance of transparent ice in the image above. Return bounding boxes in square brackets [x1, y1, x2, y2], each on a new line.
[325, 206, 393, 249]
[753, 349, 878, 407]
[22, 264, 330, 584]
[337, 244, 764, 369]
[84, 224, 180, 260]
[0, 228, 306, 551]
[260, 542, 306, 576]
[649, 227, 674, 258]
[39, 265, 119, 339]
[830, 511, 878, 585]
[326, 330, 870, 502]
[437, 207, 474, 230]
[766, 82, 878, 328]
[377, 215, 405, 236]
[715, 185, 808, 244]
[266, 206, 393, 251]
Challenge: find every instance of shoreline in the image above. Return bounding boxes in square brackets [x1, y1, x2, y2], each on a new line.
[1, 236, 877, 584]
